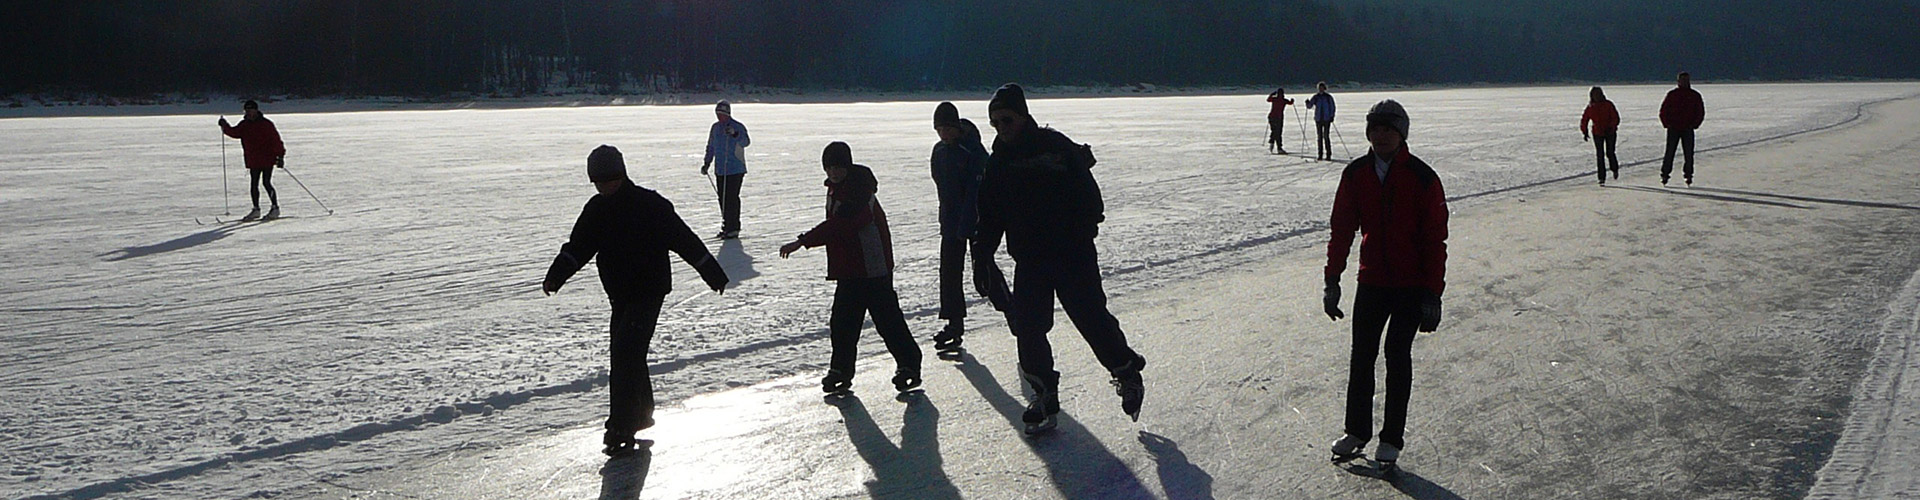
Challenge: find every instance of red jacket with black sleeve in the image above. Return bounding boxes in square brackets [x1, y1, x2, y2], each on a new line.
[1325, 146, 1449, 296]
[221, 117, 286, 171]
[797, 164, 895, 280]
[1659, 87, 1704, 130]
[1581, 100, 1620, 137]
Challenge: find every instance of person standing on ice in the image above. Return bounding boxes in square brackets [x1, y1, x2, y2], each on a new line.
[1267, 88, 1295, 154]
[1581, 86, 1622, 184]
[1306, 82, 1337, 161]
[929, 102, 991, 353]
[702, 100, 751, 239]
[218, 99, 285, 220]
[974, 83, 1146, 434]
[1658, 72, 1705, 186]
[1323, 99, 1448, 472]
[544, 145, 731, 457]
[779, 142, 923, 396]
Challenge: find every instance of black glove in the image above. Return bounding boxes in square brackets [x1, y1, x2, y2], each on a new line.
[1323, 275, 1344, 320]
[973, 258, 1010, 311]
[1419, 290, 1442, 332]
[696, 257, 730, 293]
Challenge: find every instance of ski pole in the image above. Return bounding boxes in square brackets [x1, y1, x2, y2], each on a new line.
[278, 163, 333, 214]
[1293, 104, 1308, 151]
[1333, 122, 1354, 159]
[221, 117, 230, 215]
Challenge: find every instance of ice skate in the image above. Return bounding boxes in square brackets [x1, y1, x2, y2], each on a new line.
[602, 429, 638, 458]
[1374, 442, 1401, 473]
[1021, 372, 1060, 435]
[891, 369, 922, 393]
[821, 369, 853, 397]
[932, 322, 964, 355]
[1330, 434, 1368, 464]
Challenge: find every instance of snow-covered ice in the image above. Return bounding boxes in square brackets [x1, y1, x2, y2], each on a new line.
[3, 83, 1918, 499]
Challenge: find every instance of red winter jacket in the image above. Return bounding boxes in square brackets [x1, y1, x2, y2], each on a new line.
[1581, 100, 1620, 137]
[1267, 95, 1294, 118]
[796, 164, 894, 280]
[221, 117, 286, 171]
[1325, 146, 1449, 296]
[1659, 87, 1704, 130]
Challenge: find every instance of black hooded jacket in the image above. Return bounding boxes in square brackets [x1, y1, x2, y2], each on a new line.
[546, 180, 724, 301]
[975, 120, 1104, 261]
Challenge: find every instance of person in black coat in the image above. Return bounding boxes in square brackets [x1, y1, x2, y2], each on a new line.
[543, 145, 730, 456]
[974, 83, 1146, 434]
[930, 102, 991, 351]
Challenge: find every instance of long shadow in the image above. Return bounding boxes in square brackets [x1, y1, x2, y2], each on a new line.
[950, 352, 1153, 498]
[716, 238, 761, 282]
[1388, 467, 1467, 500]
[598, 443, 654, 500]
[1605, 184, 1810, 209]
[1138, 431, 1214, 500]
[1691, 186, 1920, 211]
[98, 223, 251, 262]
[827, 393, 962, 499]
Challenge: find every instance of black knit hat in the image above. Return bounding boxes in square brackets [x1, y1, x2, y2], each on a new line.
[989, 83, 1028, 116]
[587, 145, 626, 182]
[934, 102, 961, 128]
[822, 141, 853, 168]
[242, 100, 259, 110]
[1365, 99, 1410, 140]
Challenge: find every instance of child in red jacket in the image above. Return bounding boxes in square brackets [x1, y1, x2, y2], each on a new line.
[1581, 86, 1622, 184]
[780, 142, 923, 396]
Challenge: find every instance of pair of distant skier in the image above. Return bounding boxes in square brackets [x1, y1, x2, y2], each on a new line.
[1580, 72, 1707, 185]
[1266, 81, 1339, 161]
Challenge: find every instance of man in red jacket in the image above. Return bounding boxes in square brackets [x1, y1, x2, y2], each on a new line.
[1581, 86, 1622, 184]
[780, 142, 923, 396]
[1659, 72, 1705, 186]
[218, 100, 286, 220]
[1323, 99, 1448, 472]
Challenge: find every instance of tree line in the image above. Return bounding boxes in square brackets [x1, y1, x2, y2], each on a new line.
[3, 0, 1915, 99]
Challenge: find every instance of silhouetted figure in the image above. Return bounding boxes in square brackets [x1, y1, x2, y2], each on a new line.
[1267, 88, 1295, 154]
[218, 100, 285, 220]
[1581, 86, 1622, 184]
[930, 102, 991, 352]
[1324, 100, 1448, 472]
[975, 83, 1146, 434]
[1659, 72, 1705, 185]
[780, 142, 923, 396]
[702, 100, 751, 238]
[1307, 82, 1337, 161]
[544, 145, 731, 457]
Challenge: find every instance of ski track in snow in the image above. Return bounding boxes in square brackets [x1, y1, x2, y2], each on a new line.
[2, 83, 1915, 499]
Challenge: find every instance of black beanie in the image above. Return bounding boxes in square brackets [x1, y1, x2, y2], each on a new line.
[934, 102, 960, 128]
[989, 83, 1028, 116]
[243, 99, 259, 110]
[822, 141, 853, 168]
[587, 145, 626, 182]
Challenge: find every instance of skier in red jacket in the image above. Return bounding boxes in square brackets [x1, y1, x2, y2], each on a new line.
[1659, 72, 1706, 186]
[218, 100, 286, 220]
[1581, 86, 1622, 184]
[1323, 99, 1448, 472]
[780, 142, 922, 396]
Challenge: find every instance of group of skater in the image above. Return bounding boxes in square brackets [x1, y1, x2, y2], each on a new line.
[221, 75, 1699, 469]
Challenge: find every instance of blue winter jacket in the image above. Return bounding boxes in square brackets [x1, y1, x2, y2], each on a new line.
[1307, 92, 1336, 124]
[704, 118, 751, 176]
[930, 119, 989, 239]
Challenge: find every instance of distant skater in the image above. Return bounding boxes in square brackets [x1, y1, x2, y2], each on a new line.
[780, 142, 923, 396]
[218, 100, 285, 220]
[1323, 100, 1449, 472]
[1659, 72, 1705, 186]
[1267, 88, 1295, 154]
[544, 145, 731, 457]
[1307, 82, 1337, 161]
[929, 102, 991, 353]
[975, 83, 1146, 434]
[1581, 86, 1622, 184]
[702, 100, 751, 238]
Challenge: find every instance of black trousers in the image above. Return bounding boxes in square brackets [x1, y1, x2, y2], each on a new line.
[1661, 129, 1695, 181]
[716, 173, 744, 232]
[1008, 241, 1143, 391]
[249, 168, 278, 208]
[1593, 134, 1619, 181]
[1344, 285, 1422, 449]
[607, 295, 665, 434]
[939, 236, 974, 320]
[1316, 121, 1334, 159]
[829, 276, 922, 376]
[1268, 117, 1286, 151]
